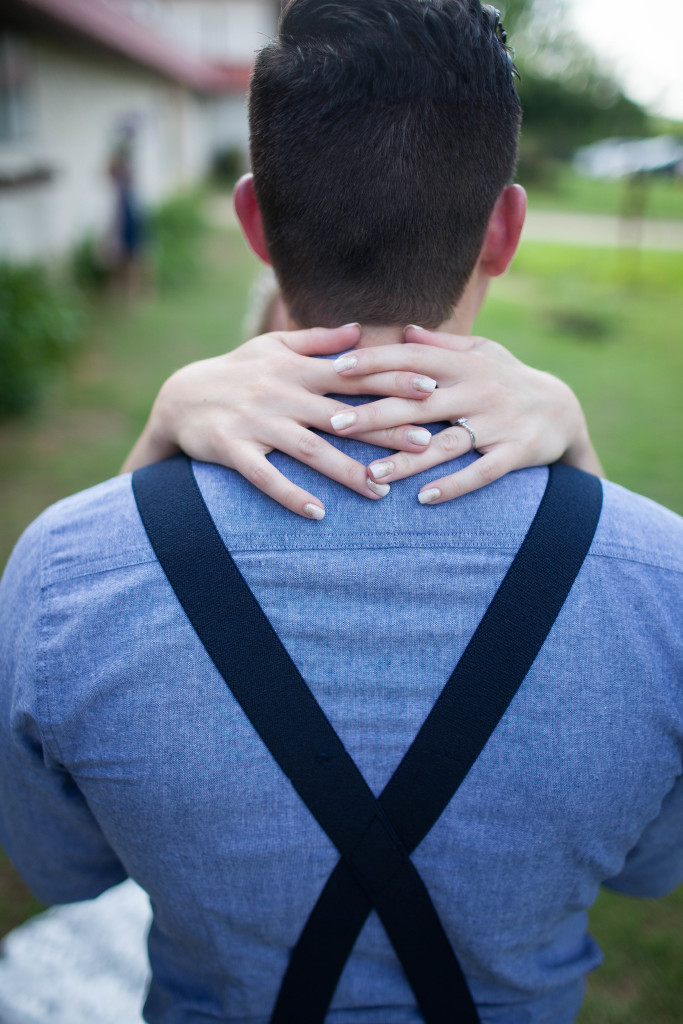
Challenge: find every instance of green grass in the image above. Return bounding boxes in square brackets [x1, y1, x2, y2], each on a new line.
[0, 228, 260, 568]
[524, 165, 683, 221]
[0, 849, 44, 936]
[476, 243, 683, 514]
[0, 218, 681, 1019]
[578, 887, 683, 1024]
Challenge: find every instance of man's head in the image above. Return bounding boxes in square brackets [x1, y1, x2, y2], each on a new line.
[239, 0, 522, 330]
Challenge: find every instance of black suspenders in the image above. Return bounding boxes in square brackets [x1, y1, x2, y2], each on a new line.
[133, 456, 602, 1024]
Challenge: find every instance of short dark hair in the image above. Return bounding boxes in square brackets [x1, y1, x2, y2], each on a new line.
[249, 0, 521, 328]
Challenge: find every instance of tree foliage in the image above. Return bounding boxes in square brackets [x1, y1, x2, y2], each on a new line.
[0, 265, 85, 417]
[498, 0, 540, 36]
[497, 0, 652, 182]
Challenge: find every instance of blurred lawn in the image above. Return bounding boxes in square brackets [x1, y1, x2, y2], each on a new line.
[475, 242, 683, 514]
[525, 165, 683, 221]
[0, 217, 681, 1020]
[0, 228, 258, 568]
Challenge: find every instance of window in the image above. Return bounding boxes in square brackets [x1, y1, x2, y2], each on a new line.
[0, 33, 31, 142]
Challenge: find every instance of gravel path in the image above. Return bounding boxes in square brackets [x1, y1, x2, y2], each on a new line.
[208, 196, 683, 251]
[0, 882, 150, 1024]
[522, 210, 683, 251]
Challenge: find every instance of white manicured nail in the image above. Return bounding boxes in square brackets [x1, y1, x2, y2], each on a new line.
[334, 354, 358, 373]
[304, 503, 325, 520]
[342, 322, 361, 329]
[418, 488, 441, 505]
[366, 479, 390, 497]
[404, 324, 425, 333]
[412, 376, 437, 394]
[370, 461, 394, 480]
[407, 428, 432, 446]
[330, 411, 357, 430]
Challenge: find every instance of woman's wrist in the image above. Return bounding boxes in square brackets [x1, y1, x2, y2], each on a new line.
[561, 407, 604, 477]
[120, 402, 181, 474]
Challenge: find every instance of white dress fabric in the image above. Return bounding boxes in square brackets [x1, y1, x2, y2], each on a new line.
[0, 881, 150, 1024]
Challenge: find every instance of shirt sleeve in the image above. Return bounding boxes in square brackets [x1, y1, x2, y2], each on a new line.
[603, 773, 683, 899]
[0, 514, 128, 906]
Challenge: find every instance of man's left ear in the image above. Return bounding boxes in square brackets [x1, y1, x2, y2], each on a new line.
[233, 173, 272, 265]
[479, 184, 527, 278]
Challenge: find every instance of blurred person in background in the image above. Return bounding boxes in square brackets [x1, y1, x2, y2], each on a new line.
[106, 120, 146, 296]
[1, 2, 682, 1023]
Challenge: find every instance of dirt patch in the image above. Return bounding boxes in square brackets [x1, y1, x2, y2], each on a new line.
[0, 854, 45, 938]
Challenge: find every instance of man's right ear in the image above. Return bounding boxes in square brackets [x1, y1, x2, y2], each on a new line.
[478, 184, 527, 279]
[233, 173, 272, 265]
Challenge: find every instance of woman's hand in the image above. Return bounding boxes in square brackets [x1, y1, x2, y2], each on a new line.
[122, 322, 602, 518]
[121, 324, 442, 519]
[327, 325, 603, 505]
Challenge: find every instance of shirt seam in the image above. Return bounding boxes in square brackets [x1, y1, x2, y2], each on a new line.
[37, 513, 67, 766]
[39, 544, 683, 587]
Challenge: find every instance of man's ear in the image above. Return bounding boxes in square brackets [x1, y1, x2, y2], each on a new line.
[479, 184, 527, 278]
[233, 173, 272, 265]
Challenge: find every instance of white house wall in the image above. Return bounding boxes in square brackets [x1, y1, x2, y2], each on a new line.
[209, 93, 249, 156]
[0, 33, 213, 262]
[132, 1, 278, 62]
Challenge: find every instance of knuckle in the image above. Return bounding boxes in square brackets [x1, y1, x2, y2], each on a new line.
[393, 428, 417, 450]
[296, 432, 323, 459]
[343, 460, 364, 490]
[247, 336, 274, 358]
[245, 376, 276, 406]
[231, 397, 261, 427]
[388, 453, 407, 475]
[483, 379, 509, 404]
[360, 402, 380, 427]
[263, 351, 294, 381]
[484, 338, 513, 364]
[515, 424, 538, 449]
[476, 460, 498, 486]
[506, 438, 535, 466]
[282, 484, 302, 511]
[394, 371, 408, 393]
[403, 342, 425, 361]
[438, 428, 465, 454]
[206, 424, 233, 455]
[247, 462, 273, 489]
[405, 397, 428, 416]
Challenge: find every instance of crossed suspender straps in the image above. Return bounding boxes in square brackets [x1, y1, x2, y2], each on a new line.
[133, 456, 602, 1024]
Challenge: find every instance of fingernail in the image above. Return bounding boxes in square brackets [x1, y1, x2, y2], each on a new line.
[404, 324, 425, 333]
[333, 353, 358, 373]
[342, 322, 361, 329]
[366, 478, 390, 497]
[407, 428, 432, 446]
[418, 488, 441, 505]
[330, 411, 357, 431]
[369, 461, 394, 480]
[412, 376, 437, 394]
[304, 503, 325, 520]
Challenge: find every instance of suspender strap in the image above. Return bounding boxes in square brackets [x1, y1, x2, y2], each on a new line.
[276, 461, 603, 1022]
[133, 455, 479, 1022]
[133, 457, 603, 1024]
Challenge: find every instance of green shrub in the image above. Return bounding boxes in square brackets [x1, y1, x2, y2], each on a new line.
[0, 264, 85, 417]
[212, 146, 246, 186]
[148, 192, 206, 290]
[71, 236, 112, 293]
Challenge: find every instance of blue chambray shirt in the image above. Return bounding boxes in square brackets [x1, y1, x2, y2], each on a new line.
[1, 424, 682, 1024]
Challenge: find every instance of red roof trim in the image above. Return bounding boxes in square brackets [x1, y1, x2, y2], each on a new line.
[14, 0, 251, 92]
[211, 62, 253, 92]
